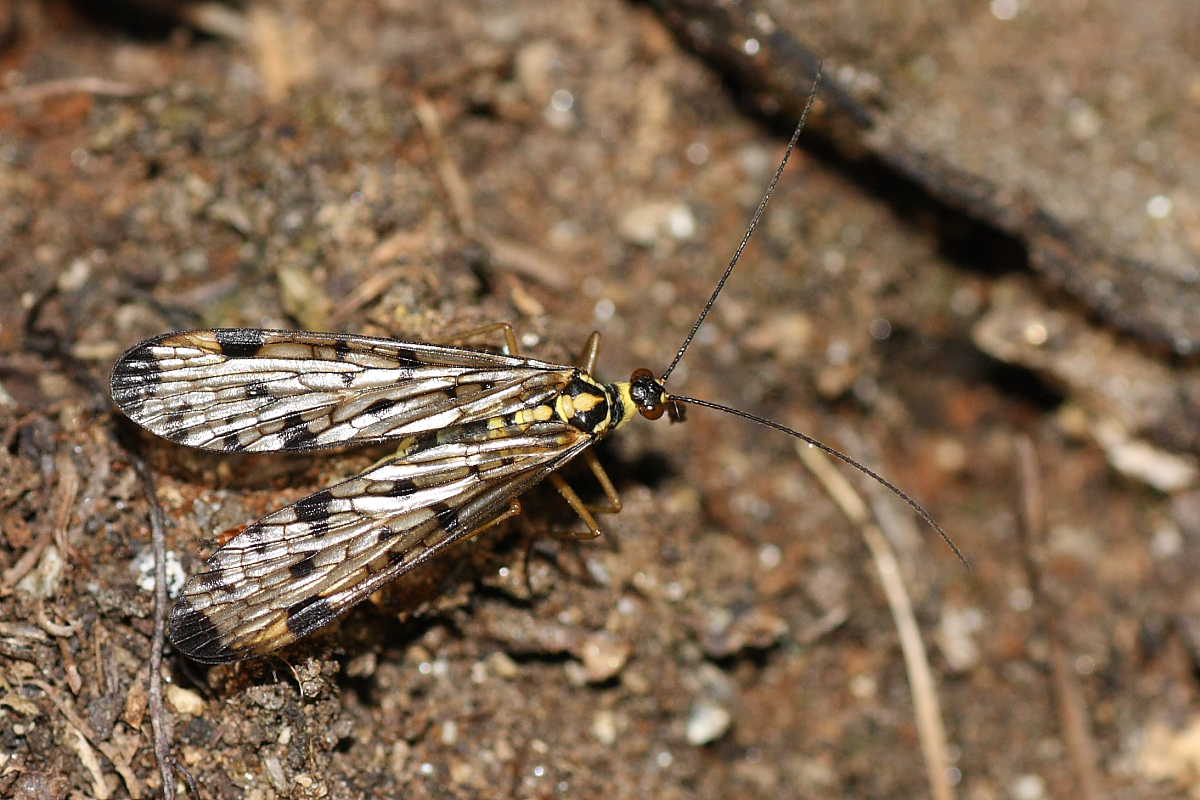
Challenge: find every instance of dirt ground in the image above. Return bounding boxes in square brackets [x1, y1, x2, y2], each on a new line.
[2, 1, 1199, 798]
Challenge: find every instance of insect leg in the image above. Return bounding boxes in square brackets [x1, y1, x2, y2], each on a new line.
[546, 473, 604, 539]
[518, 513, 604, 598]
[460, 498, 524, 542]
[576, 331, 601, 373]
[551, 329, 622, 517]
[517, 461, 622, 597]
[439, 322, 520, 355]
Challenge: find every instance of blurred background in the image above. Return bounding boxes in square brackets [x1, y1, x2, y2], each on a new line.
[1, 1, 1198, 797]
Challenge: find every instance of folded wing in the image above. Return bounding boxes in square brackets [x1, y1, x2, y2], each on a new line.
[111, 328, 573, 452]
[169, 419, 593, 662]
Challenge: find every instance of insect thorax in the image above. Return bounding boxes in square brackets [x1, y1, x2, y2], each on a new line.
[553, 372, 624, 435]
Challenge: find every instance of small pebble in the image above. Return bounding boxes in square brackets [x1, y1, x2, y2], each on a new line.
[686, 701, 731, 746]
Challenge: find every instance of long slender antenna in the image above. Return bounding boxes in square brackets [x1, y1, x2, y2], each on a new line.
[659, 65, 823, 385]
[669, 393, 969, 567]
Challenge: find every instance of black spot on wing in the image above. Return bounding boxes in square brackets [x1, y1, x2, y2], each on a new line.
[221, 432, 244, 451]
[215, 328, 266, 359]
[388, 479, 417, 496]
[334, 339, 351, 361]
[376, 525, 399, 542]
[411, 430, 441, 454]
[286, 595, 337, 638]
[192, 572, 237, 597]
[238, 522, 266, 545]
[245, 382, 272, 399]
[392, 347, 421, 365]
[281, 411, 319, 449]
[365, 398, 398, 416]
[432, 502, 458, 533]
[169, 598, 239, 663]
[289, 554, 317, 579]
[459, 419, 492, 439]
[110, 341, 163, 410]
[294, 489, 333, 522]
[163, 426, 192, 444]
[156, 409, 190, 443]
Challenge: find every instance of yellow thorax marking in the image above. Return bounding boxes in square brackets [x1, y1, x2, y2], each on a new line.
[555, 387, 603, 423]
[512, 404, 555, 427]
[613, 382, 637, 430]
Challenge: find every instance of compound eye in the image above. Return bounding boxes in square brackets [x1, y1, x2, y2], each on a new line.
[639, 403, 665, 420]
[629, 368, 655, 382]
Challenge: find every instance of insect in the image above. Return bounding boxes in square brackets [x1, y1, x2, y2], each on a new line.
[111, 80, 963, 664]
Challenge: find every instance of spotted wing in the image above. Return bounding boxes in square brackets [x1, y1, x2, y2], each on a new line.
[111, 328, 574, 453]
[169, 419, 594, 663]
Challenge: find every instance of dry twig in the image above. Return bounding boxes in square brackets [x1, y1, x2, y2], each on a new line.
[1014, 436, 1105, 799]
[0, 77, 142, 107]
[132, 454, 178, 800]
[797, 442, 955, 800]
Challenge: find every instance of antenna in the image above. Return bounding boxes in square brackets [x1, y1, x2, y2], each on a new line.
[659, 65, 823, 385]
[648, 66, 967, 565]
[670, 394, 969, 567]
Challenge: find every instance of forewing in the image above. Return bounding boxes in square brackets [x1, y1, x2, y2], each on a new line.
[111, 328, 574, 452]
[168, 420, 593, 663]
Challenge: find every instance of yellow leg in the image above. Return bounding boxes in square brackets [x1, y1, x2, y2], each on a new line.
[460, 499, 523, 542]
[577, 331, 601, 373]
[581, 450, 622, 514]
[548, 473, 604, 539]
[440, 322, 519, 355]
[519, 516, 602, 598]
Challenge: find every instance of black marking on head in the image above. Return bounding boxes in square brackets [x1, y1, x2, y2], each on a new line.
[294, 489, 333, 522]
[286, 595, 337, 638]
[365, 398, 398, 417]
[432, 502, 458, 533]
[388, 479, 417, 497]
[629, 372, 665, 411]
[281, 412, 319, 449]
[289, 554, 317, 579]
[215, 328, 266, 359]
[169, 598, 238, 663]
